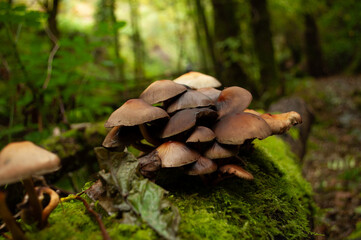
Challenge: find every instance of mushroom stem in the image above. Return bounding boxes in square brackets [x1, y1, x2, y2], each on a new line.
[131, 142, 155, 153]
[0, 192, 27, 240]
[39, 187, 60, 225]
[139, 124, 161, 146]
[23, 178, 43, 228]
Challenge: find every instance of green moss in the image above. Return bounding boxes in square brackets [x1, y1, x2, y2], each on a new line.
[7, 136, 313, 240]
[170, 136, 313, 240]
[288, 128, 300, 141]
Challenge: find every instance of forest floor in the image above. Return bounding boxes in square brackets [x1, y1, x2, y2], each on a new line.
[298, 76, 361, 239]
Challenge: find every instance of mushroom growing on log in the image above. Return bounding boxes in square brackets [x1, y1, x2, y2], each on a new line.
[101, 72, 303, 183]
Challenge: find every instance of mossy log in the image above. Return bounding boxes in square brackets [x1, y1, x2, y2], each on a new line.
[5, 127, 315, 240]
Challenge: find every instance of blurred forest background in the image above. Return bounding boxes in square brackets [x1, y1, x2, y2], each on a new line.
[1, 0, 361, 239]
[1, 0, 360, 144]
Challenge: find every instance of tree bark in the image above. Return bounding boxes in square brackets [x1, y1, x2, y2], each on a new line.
[194, 0, 218, 76]
[249, 0, 279, 93]
[110, 0, 125, 82]
[304, 13, 326, 77]
[211, 0, 254, 91]
[129, 0, 145, 80]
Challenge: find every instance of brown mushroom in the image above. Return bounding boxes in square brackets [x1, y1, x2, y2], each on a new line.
[173, 71, 221, 89]
[219, 164, 254, 180]
[186, 126, 216, 143]
[161, 108, 198, 139]
[203, 141, 239, 160]
[157, 141, 200, 167]
[0, 141, 61, 229]
[166, 89, 214, 114]
[260, 111, 302, 135]
[139, 79, 187, 105]
[213, 112, 272, 145]
[161, 108, 218, 140]
[185, 156, 217, 175]
[216, 86, 253, 119]
[186, 126, 216, 152]
[102, 126, 124, 149]
[197, 87, 221, 103]
[104, 98, 169, 146]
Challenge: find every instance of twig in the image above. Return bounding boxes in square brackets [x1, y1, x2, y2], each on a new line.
[42, 27, 59, 89]
[61, 193, 110, 240]
[75, 196, 111, 240]
[1, 232, 11, 240]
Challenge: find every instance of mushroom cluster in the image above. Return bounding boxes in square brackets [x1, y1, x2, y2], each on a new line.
[102, 71, 302, 181]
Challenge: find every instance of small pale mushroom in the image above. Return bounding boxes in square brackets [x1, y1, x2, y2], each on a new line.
[0, 141, 61, 229]
[219, 164, 254, 180]
[185, 156, 217, 175]
[173, 71, 221, 89]
[216, 86, 253, 119]
[139, 79, 187, 105]
[104, 98, 169, 146]
[166, 89, 214, 114]
[213, 112, 272, 145]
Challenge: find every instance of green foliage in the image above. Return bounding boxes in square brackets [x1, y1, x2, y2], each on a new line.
[94, 147, 180, 240]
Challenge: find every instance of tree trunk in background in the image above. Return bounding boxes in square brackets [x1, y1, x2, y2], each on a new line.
[95, 0, 125, 83]
[249, 0, 279, 93]
[47, 0, 60, 39]
[109, 0, 125, 83]
[304, 13, 326, 77]
[194, 0, 218, 77]
[211, 0, 254, 91]
[129, 0, 145, 81]
[187, 0, 208, 72]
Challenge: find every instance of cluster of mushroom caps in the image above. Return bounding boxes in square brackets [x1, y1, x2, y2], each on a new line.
[103, 72, 302, 181]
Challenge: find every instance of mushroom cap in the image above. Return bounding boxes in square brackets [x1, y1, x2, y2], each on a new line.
[186, 126, 215, 143]
[260, 111, 302, 135]
[173, 71, 221, 89]
[139, 80, 187, 105]
[0, 141, 61, 186]
[104, 98, 169, 127]
[185, 156, 217, 175]
[161, 109, 198, 139]
[102, 126, 122, 148]
[102, 126, 142, 147]
[219, 164, 254, 180]
[213, 112, 272, 145]
[166, 89, 214, 114]
[197, 87, 221, 103]
[203, 142, 239, 159]
[161, 108, 218, 139]
[216, 87, 253, 119]
[156, 141, 200, 167]
[244, 109, 261, 116]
